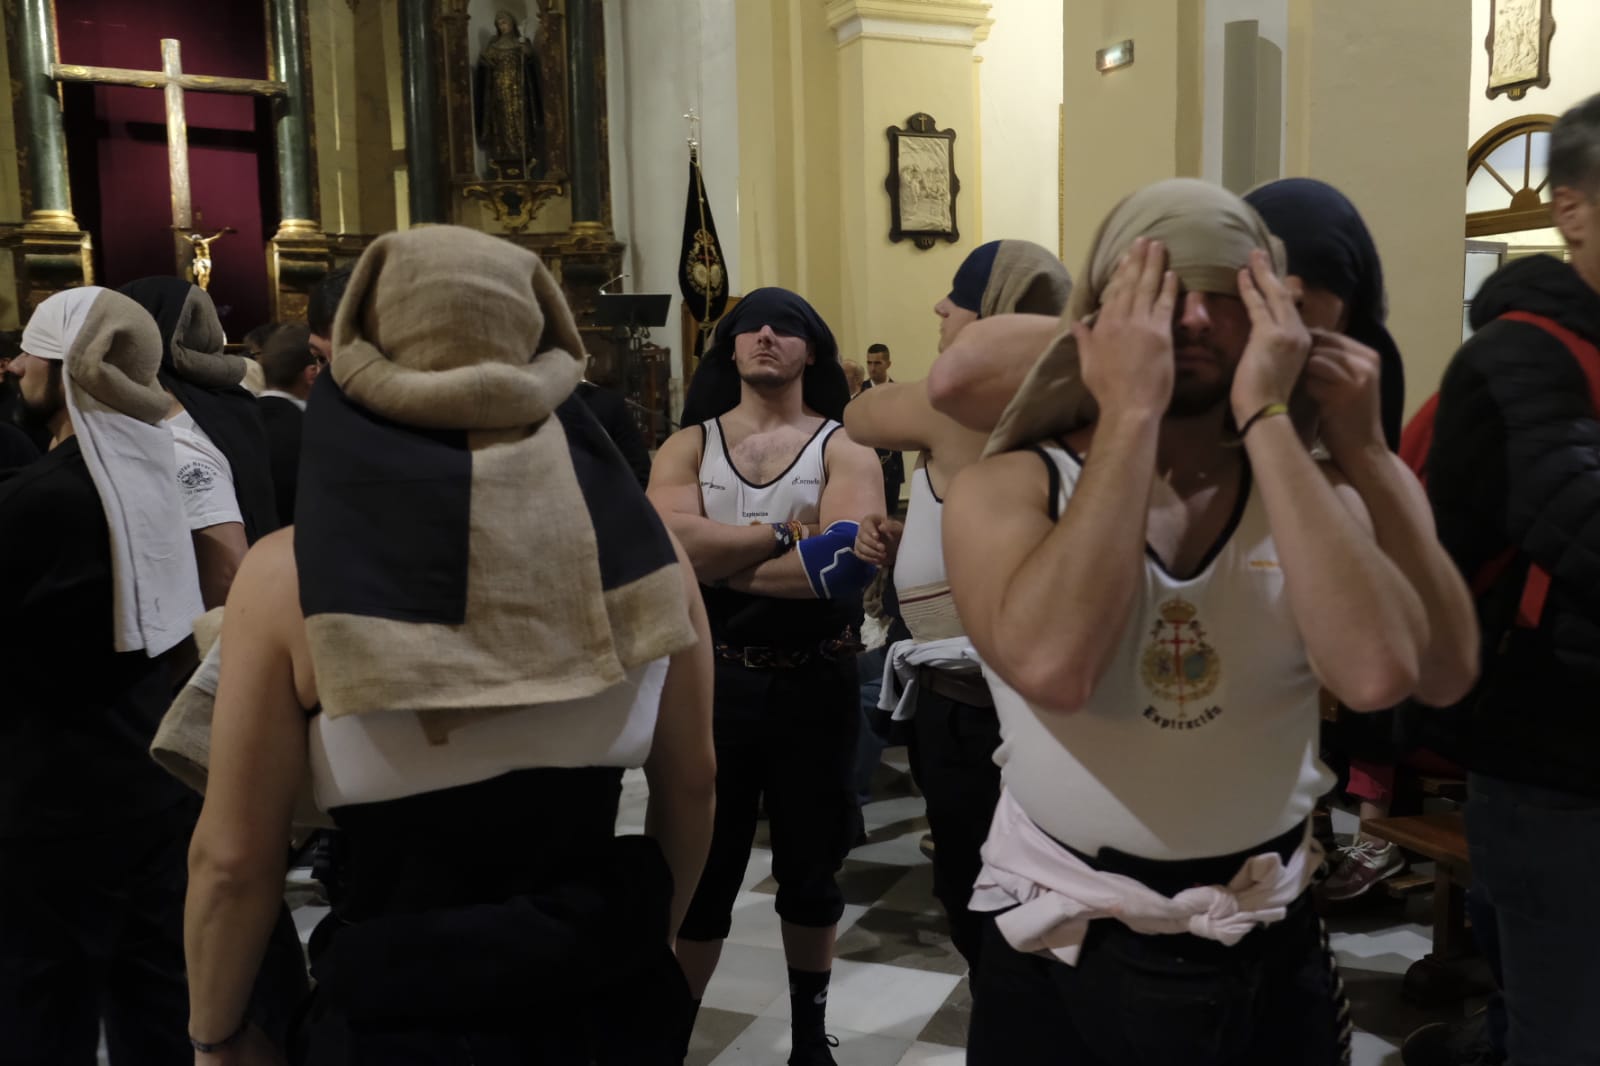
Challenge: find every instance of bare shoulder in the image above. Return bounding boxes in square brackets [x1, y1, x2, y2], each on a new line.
[230, 528, 300, 613]
[948, 448, 1055, 512]
[824, 420, 884, 470]
[650, 425, 706, 479]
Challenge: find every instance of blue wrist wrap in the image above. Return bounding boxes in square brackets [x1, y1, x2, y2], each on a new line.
[798, 521, 876, 599]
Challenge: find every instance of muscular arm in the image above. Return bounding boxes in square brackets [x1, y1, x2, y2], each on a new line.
[184, 531, 305, 1050]
[927, 313, 1060, 431]
[725, 432, 886, 599]
[646, 427, 775, 582]
[1244, 417, 1427, 710]
[843, 379, 949, 453]
[643, 534, 716, 943]
[1333, 447, 1479, 706]
[945, 415, 1160, 713]
[192, 521, 248, 610]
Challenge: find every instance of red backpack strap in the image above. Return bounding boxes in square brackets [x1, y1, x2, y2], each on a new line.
[1487, 311, 1600, 629]
[1398, 393, 1439, 480]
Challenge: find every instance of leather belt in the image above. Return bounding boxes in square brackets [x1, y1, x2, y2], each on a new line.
[918, 665, 994, 708]
[714, 627, 863, 671]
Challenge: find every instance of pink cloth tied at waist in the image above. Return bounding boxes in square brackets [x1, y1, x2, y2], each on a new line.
[969, 788, 1322, 965]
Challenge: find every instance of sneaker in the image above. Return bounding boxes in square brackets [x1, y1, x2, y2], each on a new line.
[1401, 1010, 1503, 1066]
[788, 1033, 840, 1066]
[1319, 839, 1405, 901]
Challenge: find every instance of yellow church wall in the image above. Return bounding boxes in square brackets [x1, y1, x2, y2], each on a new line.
[975, 0, 1062, 254]
[834, 33, 979, 383]
[1059, 0, 1203, 271]
[308, 0, 398, 237]
[1469, 0, 1600, 145]
[1285, 0, 1469, 407]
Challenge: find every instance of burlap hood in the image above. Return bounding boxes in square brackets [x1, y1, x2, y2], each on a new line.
[298, 225, 695, 724]
[986, 178, 1285, 456]
[118, 277, 244, 389]
[982, 240, 1073, 319]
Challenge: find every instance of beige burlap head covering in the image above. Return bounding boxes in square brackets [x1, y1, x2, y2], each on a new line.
[985, 178, 1286, 456]
[300, 225, 694, 725]
[982, 240, 1073, 318]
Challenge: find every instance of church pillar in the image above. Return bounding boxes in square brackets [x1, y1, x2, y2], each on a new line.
[1284, 0, 1469, 406]
[268, 0, 318, 237]
[825, 0, 990, 381]
[398, 0, 445, 224]
[1059, 0, 1203, 266]
[10, 0, 91, 313]
[566, 0, 605, 229]
[13, 0, 72, 230]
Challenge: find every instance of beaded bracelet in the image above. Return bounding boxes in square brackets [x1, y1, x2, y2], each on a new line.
[1234, 401, 1289, 441]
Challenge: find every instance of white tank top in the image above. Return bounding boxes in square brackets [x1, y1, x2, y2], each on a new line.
[987, 443, 1334, 861]
[698, 417, 840, 525]
[307, 659, 669, 809]
[894, 464, 964, 642]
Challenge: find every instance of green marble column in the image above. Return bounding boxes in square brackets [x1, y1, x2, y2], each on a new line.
[268, 0, 316, 232]
[15, 0, 75, 227]
[398, 0, 445, 224]
[566, 0, 602, 224]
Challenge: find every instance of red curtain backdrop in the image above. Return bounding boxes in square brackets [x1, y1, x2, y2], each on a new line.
[57, 0, 277, 334]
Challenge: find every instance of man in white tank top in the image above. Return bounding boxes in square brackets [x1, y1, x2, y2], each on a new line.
[844, 240, 1070, 982]
[942, 180, 1436, 1065]
[649, 288, 884, 1066]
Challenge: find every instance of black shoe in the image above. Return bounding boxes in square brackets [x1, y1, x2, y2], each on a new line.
[787, 1033, 840, 1066]
[1401, 1011, 1503, 1066]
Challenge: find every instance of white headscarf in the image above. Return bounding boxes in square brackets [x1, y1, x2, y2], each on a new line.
[22, 288, 202, 656]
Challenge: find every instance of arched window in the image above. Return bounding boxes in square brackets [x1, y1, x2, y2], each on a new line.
[1466, 115, 1558, 237]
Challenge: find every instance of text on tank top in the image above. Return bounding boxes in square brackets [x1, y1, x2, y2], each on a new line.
[985, 443, 1334, 861]
[306, 658, 669, 810]
[696, 417, 857, 646]
[698, 417, 838, 525]
[893, 464, 964, 642]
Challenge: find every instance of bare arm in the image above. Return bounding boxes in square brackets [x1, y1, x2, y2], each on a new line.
[946, 421, 1158, 712]
[646, 427, 775, 582]
[1232, 253, 1426, 711]
[192, 521, 249, 610]
[185, 531, 305, 1055]
[927, 313, 1060, 432]
[643, 533, 716, 944]
[725, 431, 887, 599]
[945, 239, 1174, 712]
[844, 378, 957, 454]
[1304, 331, 1478, 706]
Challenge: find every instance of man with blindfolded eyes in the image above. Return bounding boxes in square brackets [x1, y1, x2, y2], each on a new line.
[942, 179, 1432, 1065]
[648, 288, 884, 1065]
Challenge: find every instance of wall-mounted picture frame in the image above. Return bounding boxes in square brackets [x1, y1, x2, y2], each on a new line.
[886, 113, 960, 250]
[1485, 0, 1556, 102]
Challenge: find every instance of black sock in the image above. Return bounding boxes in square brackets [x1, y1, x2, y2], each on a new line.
[788, 967, 831, 1044]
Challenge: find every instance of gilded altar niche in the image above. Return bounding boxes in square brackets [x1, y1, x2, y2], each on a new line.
[441, 0, 578, 237]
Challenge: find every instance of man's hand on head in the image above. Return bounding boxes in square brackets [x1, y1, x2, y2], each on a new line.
[1073, 237, 1177, 423]
[1232, 249, 1312, 423]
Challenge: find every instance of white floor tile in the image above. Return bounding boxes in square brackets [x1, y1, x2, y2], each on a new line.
[896, 1042, 968, 1066]
[862, 795, 929, 835]
[293, 904, 329, 944]
[1331, 926, 1435, 975]
[709, 1016, 911, 1066]
[742, 847, 776, 891]
[762, 959, 961, 1040]
[848, 829, 930, 868]
[700, 942, 792, 1016]
[1349, 1028, 1404, 1066]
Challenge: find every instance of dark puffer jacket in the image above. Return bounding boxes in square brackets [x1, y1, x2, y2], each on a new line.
[1426, 254, 1600, 796]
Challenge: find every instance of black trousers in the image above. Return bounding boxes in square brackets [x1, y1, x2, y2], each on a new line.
[679, 657, 860, 941]
[968, 898, 1350, 1066]
[0, 804, 193, 1066]
[905, 685, 1002, 978]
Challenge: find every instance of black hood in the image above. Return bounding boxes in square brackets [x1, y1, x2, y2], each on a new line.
[679, 287, 848, 426]
[1470, 254, 1600, 346]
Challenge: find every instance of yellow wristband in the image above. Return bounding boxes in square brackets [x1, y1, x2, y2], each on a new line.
[1236, 402, 1289, 440]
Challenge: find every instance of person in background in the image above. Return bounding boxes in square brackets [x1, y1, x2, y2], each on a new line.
[842, 360, 866, 398]
[257, 323, 319, 523]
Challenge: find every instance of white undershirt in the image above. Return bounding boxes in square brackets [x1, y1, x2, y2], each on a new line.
[163, 410, 243, 531]
[986, 443, 1335, 861]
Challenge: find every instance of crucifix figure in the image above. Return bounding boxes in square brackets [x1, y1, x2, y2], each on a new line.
[52, 39, 288, 278]
[175, 227, 237, 291]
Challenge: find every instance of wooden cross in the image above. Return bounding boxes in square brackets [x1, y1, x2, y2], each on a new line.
[52, 39, 288, 277]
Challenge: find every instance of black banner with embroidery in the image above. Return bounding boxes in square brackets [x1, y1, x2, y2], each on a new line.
[678, 154, 728, 356]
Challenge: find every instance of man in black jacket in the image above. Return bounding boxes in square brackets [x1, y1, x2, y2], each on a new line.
[1427, 93, 1600, 1065]
[257, 323, 318, 522]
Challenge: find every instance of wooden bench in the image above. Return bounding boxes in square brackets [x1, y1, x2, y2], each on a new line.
[1362, 812, 1478, 1003]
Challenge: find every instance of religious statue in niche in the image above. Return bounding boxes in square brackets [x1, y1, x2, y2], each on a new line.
[886, 113, 960, 250]
[474, 9, 547, 179]
[1485, 0, 1557, 102]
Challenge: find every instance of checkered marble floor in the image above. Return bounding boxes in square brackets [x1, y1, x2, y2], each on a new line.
[287, 747, 1487, 1066]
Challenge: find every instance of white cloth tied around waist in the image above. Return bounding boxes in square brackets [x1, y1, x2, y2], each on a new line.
[877, 635, 984, 721]
[970, 788, 1321, 965]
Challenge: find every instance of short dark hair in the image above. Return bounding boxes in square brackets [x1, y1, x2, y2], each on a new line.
[259, 324, 315, 390]
[867, 343, 889, 356]
[308, 264, 354, 338]
[1550, 92, 1600, 197]
[243, 322, 282, 353]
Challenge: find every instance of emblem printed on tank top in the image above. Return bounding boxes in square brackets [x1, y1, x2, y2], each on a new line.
[1139, 597, 1223, 729]
[701, 478, 728, 493]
